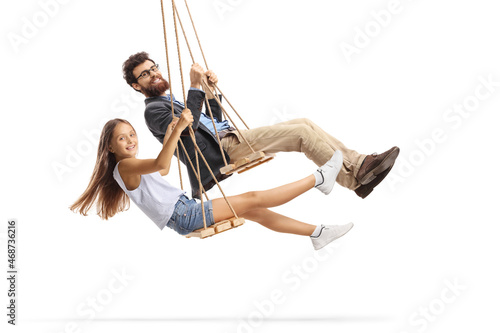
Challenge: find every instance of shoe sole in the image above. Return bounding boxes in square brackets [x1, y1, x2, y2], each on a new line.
[356, 187, 373, 199]
[315, 223, 354, 250]
[355, 166, 393, 199]
[359, 147, 400, 185]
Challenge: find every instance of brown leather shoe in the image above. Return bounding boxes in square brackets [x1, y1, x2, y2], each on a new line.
[355, 165, 392, 199]
[356, 146, 400, 185]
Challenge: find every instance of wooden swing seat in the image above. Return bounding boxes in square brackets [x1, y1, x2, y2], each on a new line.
[220, 152, 275, 175]
[185, 217, 245, 239]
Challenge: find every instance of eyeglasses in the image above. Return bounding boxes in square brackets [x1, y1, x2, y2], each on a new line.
[136, 64, 160, 80]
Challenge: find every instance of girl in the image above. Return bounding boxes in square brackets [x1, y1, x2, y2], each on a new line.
[70, 110, 353, 250]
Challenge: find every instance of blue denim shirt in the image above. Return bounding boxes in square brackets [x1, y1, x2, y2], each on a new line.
[149, 88, 230, 135]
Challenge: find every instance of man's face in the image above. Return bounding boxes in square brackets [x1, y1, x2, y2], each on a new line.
[132, 60, 170, 97]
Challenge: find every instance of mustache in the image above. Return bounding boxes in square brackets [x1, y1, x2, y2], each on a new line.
[142, 76, 170, 97]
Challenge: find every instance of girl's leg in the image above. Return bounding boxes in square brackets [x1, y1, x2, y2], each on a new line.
[241, 208, 316, 236]
[211, 175, 315, 223]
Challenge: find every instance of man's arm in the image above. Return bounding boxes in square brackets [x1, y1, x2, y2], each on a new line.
[186, 89, 205, 130]
[144, 101, 176, 143]
[205, 94, 224, 122]
[202, 69, 224, 122]
[145, 89, 205, 142]
[185, 63, 208, 130]
[145, 62, 205, 138]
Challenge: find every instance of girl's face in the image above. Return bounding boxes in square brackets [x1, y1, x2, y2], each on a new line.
[109, 122, 138, 160]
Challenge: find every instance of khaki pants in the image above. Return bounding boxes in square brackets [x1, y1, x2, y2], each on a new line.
[220, 118, 366, 190]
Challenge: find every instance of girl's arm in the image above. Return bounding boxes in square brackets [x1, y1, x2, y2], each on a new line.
[158, 117, 178, 176]
[119, 109, 193, 177]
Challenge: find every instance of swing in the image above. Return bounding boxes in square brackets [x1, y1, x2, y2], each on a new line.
[185, 217, 245, 239]
[220, 151, 276, 175]
[159, 0, 274, 238]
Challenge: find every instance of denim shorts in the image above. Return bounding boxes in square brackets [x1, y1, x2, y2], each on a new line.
[166, 195, 215, 235]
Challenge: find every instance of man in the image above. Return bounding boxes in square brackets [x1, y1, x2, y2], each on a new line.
[122, 52, 399, 199]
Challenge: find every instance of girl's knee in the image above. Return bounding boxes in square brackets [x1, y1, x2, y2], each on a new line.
[243, 191, 262, 208]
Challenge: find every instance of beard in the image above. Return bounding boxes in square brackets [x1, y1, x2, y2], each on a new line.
[141, 76, 170, 97]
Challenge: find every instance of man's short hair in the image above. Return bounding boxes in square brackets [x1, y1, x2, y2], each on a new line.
[122, 52, 156, 90]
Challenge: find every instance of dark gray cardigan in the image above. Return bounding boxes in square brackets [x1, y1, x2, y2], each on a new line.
[144, 89, 231, 199]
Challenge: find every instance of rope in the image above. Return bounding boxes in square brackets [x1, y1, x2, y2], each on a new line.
[182, 0, 250, 130]
[195, 149, 207, 229]
[162, 0, 210, 199]
[172, 2, 227, 165]
[171, 0, 187, 106]
[182, 0, 209, 69]
[161, 0, 243, 229]
[201, 79, 256, 154]
[171, 3, 255, 153]
[171, 0, 206, 230]
[173, 3, 196, 64]
[160, 0, 184, 190]
[213, 83, 250, 129]
[178, 139, 210, 201]
[189, 128, 239, 219]
[171, 0, 239, 225]
[177, 144, 184, 189]
[161, 1, 209, 197]
[203, 88, 228, 166]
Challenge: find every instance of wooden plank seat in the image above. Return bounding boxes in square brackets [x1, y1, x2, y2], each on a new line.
[220, 152, 275, 175]
[185, 217, 245, 239]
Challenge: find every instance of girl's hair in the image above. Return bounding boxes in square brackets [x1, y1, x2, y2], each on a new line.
[70, 119, 133, 220]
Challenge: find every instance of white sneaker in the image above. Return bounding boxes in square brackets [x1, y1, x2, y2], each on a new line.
[311, 222, 354, 250]
[315, 150, 343, 195]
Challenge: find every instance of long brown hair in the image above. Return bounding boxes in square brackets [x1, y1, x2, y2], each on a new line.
[70, 119, 132, 219]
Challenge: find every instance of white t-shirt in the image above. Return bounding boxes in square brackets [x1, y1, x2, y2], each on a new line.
[113, 162, 185, 230]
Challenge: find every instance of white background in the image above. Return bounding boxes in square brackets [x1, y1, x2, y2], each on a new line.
[1, 0, 499, 332]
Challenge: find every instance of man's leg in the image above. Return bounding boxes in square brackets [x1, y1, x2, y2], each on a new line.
[220, 119, 363, 190]
[281, 119, 400, 194]
[275, 118, 366, 177]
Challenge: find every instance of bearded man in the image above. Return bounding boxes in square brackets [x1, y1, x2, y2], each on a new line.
[122, 52, 399, 199]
